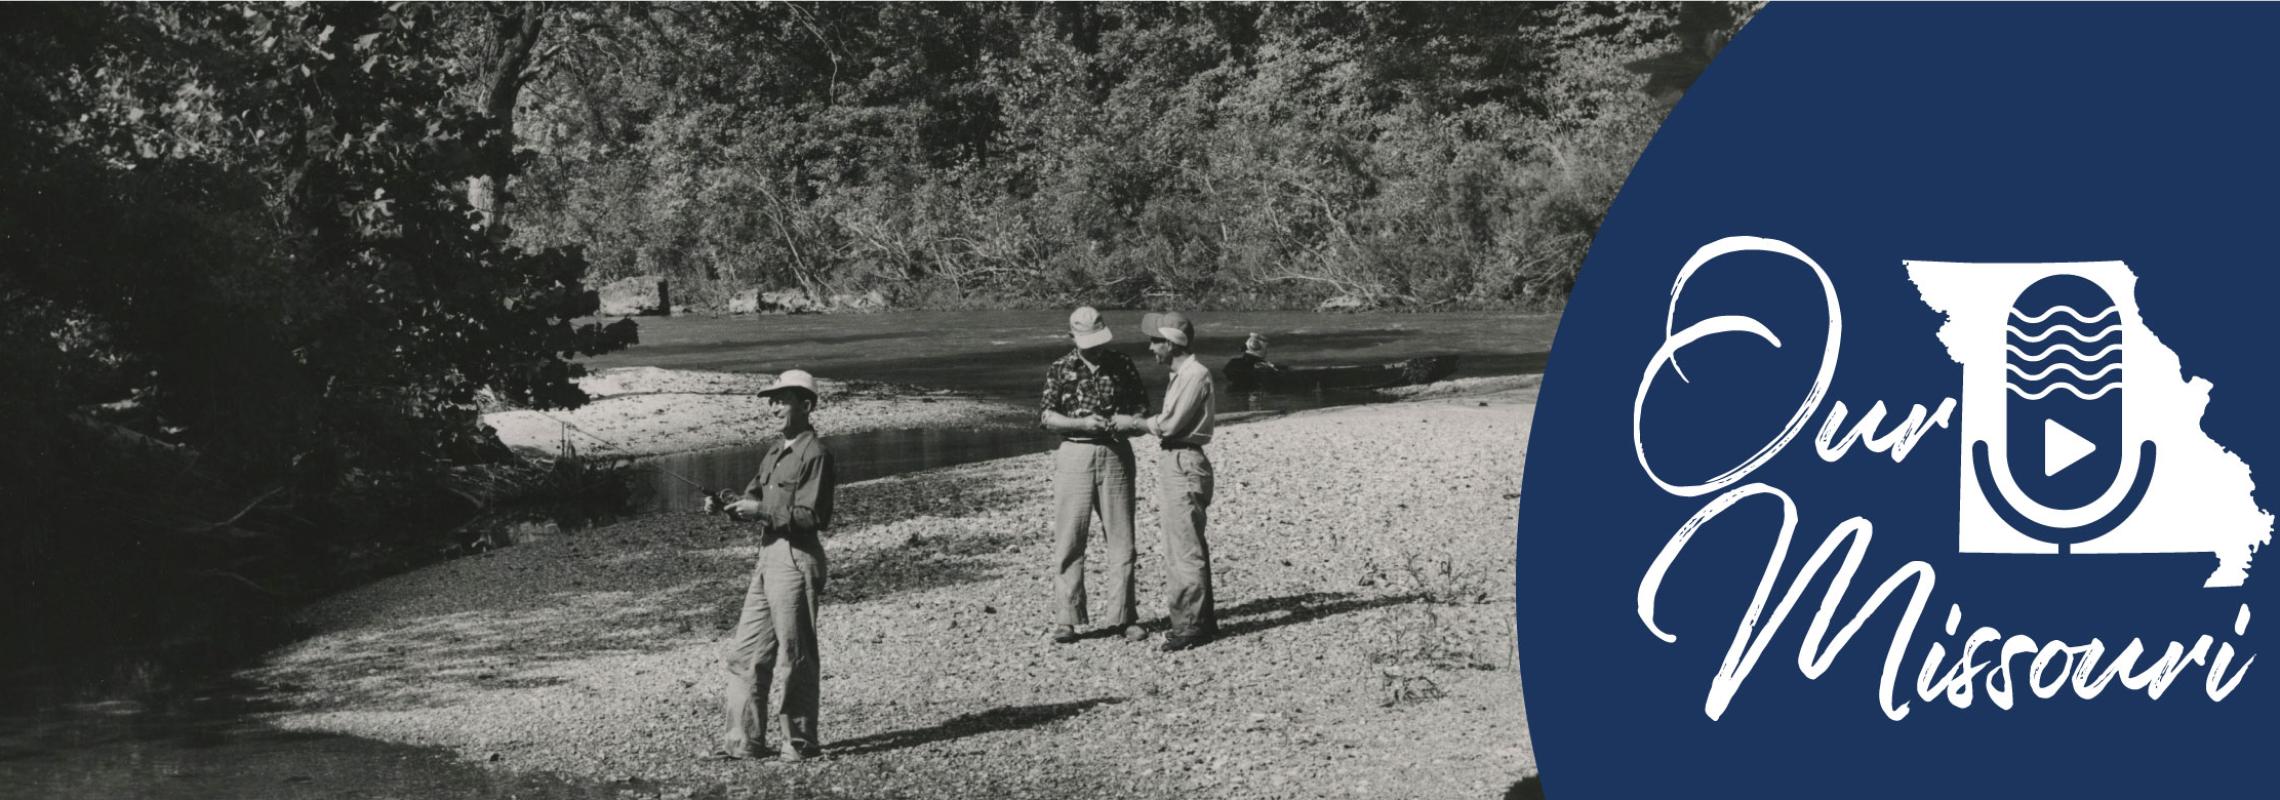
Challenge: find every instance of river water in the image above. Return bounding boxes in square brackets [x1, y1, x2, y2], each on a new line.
[616, 309, 1555, 513]
[634, 399, 1400, 514]
[4, 309, 1556, 798]
[587, 309, 1556, 405]
[634, 425, 1053, 513]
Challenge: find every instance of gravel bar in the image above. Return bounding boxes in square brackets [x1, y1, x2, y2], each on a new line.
[250, 393, 1538, 799]
[484, 367, 1030, 459]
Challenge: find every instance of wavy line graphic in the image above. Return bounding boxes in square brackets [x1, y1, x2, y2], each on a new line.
[2004, 322, 2121, 344]
[2006, 342, 2123, 363]
[2006, 361, 2124, 382]
[2010, 305, 2120, 325]
[2006, 381, 2123, 401]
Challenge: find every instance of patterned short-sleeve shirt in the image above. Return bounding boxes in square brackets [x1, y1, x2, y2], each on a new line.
[1040, 347, 1148, 419]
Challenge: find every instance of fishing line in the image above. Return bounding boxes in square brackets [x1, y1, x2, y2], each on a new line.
[520, 408, 720, 497]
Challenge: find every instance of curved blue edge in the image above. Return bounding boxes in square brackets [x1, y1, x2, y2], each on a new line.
[1515, 4, 2277, 797]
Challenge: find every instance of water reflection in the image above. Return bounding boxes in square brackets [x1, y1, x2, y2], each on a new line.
[629, 387, 1391, 514]
[633, 425, 1055, 513]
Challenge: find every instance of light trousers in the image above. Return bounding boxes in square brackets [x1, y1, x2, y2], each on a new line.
[1156, 446, 1217, 638]
[721, 533, 826, 750]
[1051, 439, 1138, 628]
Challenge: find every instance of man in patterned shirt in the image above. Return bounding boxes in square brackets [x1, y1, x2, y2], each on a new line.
[1038, 306, 1152, 644]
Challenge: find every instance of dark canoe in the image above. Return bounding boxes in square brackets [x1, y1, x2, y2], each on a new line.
[1227, 355, 1460, 393]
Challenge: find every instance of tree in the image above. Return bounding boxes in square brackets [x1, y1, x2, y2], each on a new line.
[1, 3, 635, 668]
[465, 2, 549, 236]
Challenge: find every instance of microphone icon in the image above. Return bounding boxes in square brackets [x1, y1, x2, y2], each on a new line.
[1968, 274, 2156, 553]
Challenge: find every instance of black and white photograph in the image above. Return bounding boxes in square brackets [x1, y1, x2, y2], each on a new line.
[0, 3, 1747, 798]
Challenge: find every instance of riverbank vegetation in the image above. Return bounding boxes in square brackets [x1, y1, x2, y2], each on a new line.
[0, 4, 633, 694]
[510, 3, 1749, 311]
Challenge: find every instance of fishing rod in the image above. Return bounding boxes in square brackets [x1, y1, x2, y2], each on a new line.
[524, 409, 729, 505]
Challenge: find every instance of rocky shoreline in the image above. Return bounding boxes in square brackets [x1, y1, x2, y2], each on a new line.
[257, 375, 1538, 799]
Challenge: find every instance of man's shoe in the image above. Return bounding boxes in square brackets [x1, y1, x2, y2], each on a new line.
[1160, 633, 1209, 652]
[778, 742, 825, 763]
[1120, 624, 1150, 642]
[699, 743, 770, 761]
[1051, 625, 1080, 644]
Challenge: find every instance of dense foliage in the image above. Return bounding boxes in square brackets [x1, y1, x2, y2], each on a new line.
[509, 3, 1749, 310]
[0, 3, 631, 679]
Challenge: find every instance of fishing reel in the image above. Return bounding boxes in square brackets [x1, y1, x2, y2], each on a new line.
[700, 488, 739, 516]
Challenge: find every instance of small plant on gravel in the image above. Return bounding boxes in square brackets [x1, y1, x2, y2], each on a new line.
[1394, 550, 1500, 605]
[1377, 669, 1448, 707]
[1375, 607, 1499, 671]
[1366, 606, 1499, 706]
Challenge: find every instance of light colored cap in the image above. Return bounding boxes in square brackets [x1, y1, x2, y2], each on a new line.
[1069, 306, 1113, 349]
[759, 368, 819, 403]
[1140, 310, 1195, 347]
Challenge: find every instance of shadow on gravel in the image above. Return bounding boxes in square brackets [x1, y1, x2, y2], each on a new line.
[821, 465, 1043, 603]
[829, 698, 1126, 757]
[257, 460, 1053, 712]
[255, 569, 732, 712]
[1505, 774, 1544, 799]
[0, 677, 621, 799]
[1212, 591, 1426, 640]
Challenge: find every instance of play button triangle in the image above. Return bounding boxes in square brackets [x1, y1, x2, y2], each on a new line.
[2044, 418, 2097, 477]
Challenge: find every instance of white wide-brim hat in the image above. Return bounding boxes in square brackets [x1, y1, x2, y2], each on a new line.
[759, 368, 819, 404]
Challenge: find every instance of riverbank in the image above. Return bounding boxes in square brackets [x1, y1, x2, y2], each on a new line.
[573, 310, 1557, 409]
[249, 389, 1537, 799]
[485, 367, 1031, 459]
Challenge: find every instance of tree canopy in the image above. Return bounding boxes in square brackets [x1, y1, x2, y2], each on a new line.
[503, 2, 1748, 310]
[0, 2, 634, 669]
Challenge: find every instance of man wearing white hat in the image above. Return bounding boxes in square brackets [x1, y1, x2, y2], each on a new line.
[1038, 306, 1151, 644]
[1124, 310, 1218, 651]
[704, 369, 837, 762]
[1223, 332, 1281, 396]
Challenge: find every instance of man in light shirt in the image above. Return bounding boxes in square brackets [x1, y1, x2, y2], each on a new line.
[1122, 310, 1218, 651]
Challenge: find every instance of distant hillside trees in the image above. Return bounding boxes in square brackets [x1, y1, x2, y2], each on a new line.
[505, 3, 1750, 311]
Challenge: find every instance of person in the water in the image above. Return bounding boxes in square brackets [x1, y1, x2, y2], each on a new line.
[1223, 332, 1281, 394]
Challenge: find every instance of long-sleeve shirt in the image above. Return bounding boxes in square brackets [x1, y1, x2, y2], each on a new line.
[1147, 354, 1215, 446]
[742, 429, 836, 538]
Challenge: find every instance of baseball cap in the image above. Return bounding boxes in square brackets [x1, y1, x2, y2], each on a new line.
[1140, 311, 1195, 347]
